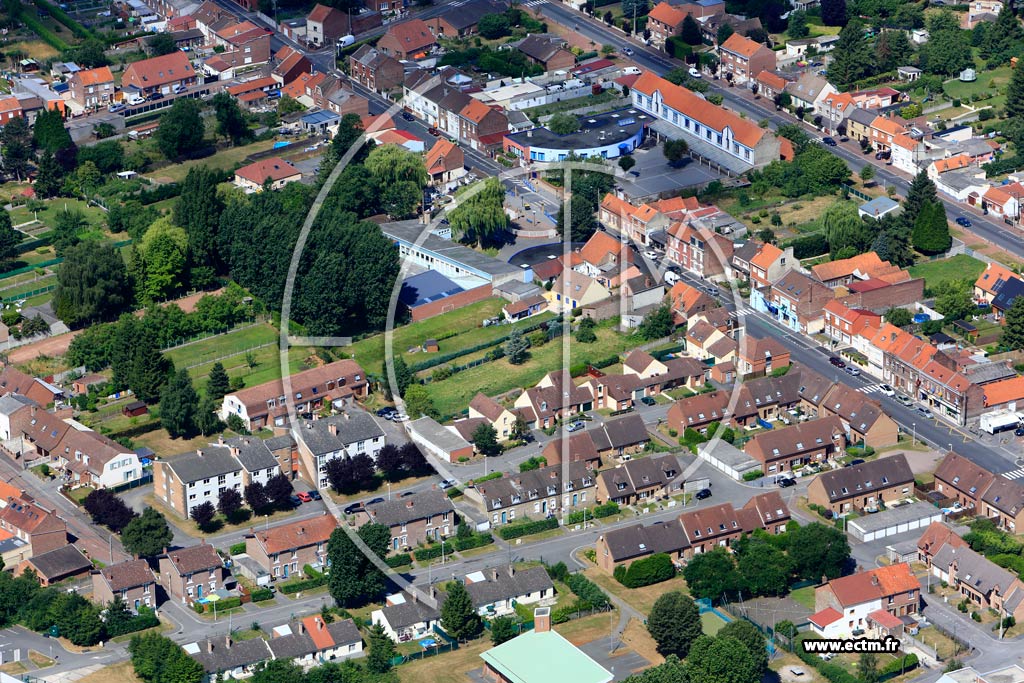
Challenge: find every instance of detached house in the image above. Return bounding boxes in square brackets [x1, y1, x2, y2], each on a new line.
[356, 489, 456, 551]
[121, 51, 197, 98]
[159, 542, 233, 604]
[810, 563, 920, 639]
[92, 559, 157, 613]
[718, 33, 775, 86]
[245, 513, 337, 579]
[807, 454, 915, 514]
[514, 35, 575, 72]
[377, 19, 436, 59]
[975, 262, 1018, 304]
[233, 157, 302, 192]
[647, 2, 688, 49]
[424, 138, 466, 187]
[68, 66, 115, 108]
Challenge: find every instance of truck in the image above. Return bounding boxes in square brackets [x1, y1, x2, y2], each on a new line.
[980, 409, 1023, 435]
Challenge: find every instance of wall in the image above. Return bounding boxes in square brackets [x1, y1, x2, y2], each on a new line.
[410, 284, 492, 321]
[838, 279, 926, 313]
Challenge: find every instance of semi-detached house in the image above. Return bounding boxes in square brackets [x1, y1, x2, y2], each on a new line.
[295, 411, 385, 490]
[718, 33, 775, 86]
[356, 489, 456, 551]
[92, 558, 157, 613]
[934, 451, 1024, 532]
[810, 563, 920, 639]
[121, 51, 197, 97]
[158, 542, 232, 604]
[245, 513, 337, 579]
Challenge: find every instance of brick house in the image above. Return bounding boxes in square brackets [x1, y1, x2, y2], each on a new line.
[676, 491, 790, 558]
[917, 521, 969, 567]
[930, 543, 1024, 620]
[807, 454, 915, 514]
[735, 334, 790, 378]
[234, 157, 302, 192]
[753, 270, 833, 334]
[666, 389, 731, 434]
[665, 222, 734, 280]
[245, 513, 337, 579]
[348, 45, 404, 94]
[430, 0, 506, 37]
[92, 558, 157, 613]
[377, 19, 436, 59]
[743, 415, 846, 474]
[18, 545, 91, 586]
[513, 371, 593, 430]
[754, 70, 788, 100]
[467, 393, 525, 442]
[823, 300, 882, 347]
[810, 564, 920, 639]
[121, 51, 197, 98]
[647, 2, 688, 50]
[458, 99, 508, 152]
[68, 66, 115, 108]
[476, 463, 595, 526]
[0, 496, 67, 557]
[596, 454, 680, 505]
[424, 138, 466, 187]
[514, 35, 575, 72]
[306, 4, 349, 47]
[934, 451, 998, 511]
[355, 489, 456, 551]
[158, 542, 233, 604]
[814, 383, 900, 448]
[718, 33, 775, 85]
[595, 520, 690, 572]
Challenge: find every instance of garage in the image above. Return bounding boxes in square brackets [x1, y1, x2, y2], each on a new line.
[847, 501, 944, 542]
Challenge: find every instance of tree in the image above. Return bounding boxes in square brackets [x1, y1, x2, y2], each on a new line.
[637, 303, 674, 341]
[912, 201, 952, 255]
[556, 193, 598, 242]
[716, 22, 734, 46]
[491, 616, 518, 645]
[575, 317, 597, 343]
[685, 635, 760, 683]
[130, 632, 204, 683]
[504, 328, 530, 365]
[136, 217, 189, 302]
[1007, 63, 1024, 120]
[206, 362, 230, 400]
[787, 9, 809, 38]
[401, 442, 430, 475]
[1, 115, 33, 180]
[472, 422, 501, 457]
[884, 307, 913, 328]
[326, 524, 390, 607]
[1003, 297, 1024, 350]
[621, 0, 648, 20]
[212, 91, 254, 146]
[53, 208, 86, 256]
[264, 473, 294, 510]
[376, 444, 405, 481]
[129, 327, 172, 404]
[788, 522, 850, 580]
[33, 150, 63, 198]
[617, 155, 636, 173]
[681, 13, 703, 44]
[859, 164, 875, 184]
[934, 279, 975, 322]
[860, 652, 880, 683]
[683, 547, 743, 601]
[190, 501, 216, 528]
[0, 210, 20, 269]
[84, 489, 137, 532]
[174, 165, 225, 284]
[719, 620, 769, 681]
[383, 355, 414, 400]
[365, 144, 429, 187]
[33, 109, 73, 155]
[478, 13, 511, 38]
[156, 99, 205, 160]
[736, 538, 791, 596]
[252, 660, 304, 683]
[547, 112, 580, 135]
[54, 241, 131, 328]
[441, 580, 483, 640]
[147, 32, 177, 55]
[218, 488, 244, 520]
[828, 20, 871, 87]
[920, 13, 972, 76]
[823, 201, 871, 257]
[647, 591, 702, 658]
[366, 623, 397, 673]
[73, 160, 101, 199]
[403, 383, 438, 419]
[245, 481, 270, 513]
[821, 0, 846, 26]
[663, 138, 689, 166]
[121, 507, 173, 558]
[448, 177, 509, 247]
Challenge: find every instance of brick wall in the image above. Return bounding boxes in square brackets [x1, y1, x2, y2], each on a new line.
[838, 279, 925, 312]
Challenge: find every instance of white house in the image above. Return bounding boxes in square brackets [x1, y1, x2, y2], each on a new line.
[296, 413, 386, 490]
[372, 590, 442, 641]
[891, 134, 926, 175]
[464, 566, 555, 617]
[810, 564, 920, 639]
[58, 426, 144, 489]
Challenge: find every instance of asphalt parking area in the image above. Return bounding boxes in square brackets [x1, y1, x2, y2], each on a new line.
[579, 640, 651, 681]
[618, 148, 722, 197]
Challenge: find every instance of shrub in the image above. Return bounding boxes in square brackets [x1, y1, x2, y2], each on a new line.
[818, 662, 860, 683]
[386, 553, 413, 568]
[880, 653, 918, 676]
[414, 545, 444, 561]
[613, 553, 675, 588]
[497, 517, 559, 540]
[229, 542, 246, 556]
[743, 469, 764, 481]
[972, 611, 982, 622]
[278, 576, 327, 594]
[454, 532, 494, 552]
[250, 588, 275, 602]
[564, 573, 610, 610]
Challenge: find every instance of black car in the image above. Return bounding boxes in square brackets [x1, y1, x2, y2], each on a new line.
[343, 502, 363, 515]
[288, 495, 302, 507]
[401, 111, 415, 121]
[376, 407, 397, 417]
[307, 490, 321, 501]
[640, 396, 656, 406]
[822, 136, 837, 146]
[846, 458, 866, 467]
[956, 216, 972, 227]
[365, 497, 385, 506]
[149, 92, 164, 100]
[694, 488, 712, 500]
[1016, 426, 1024, 436]
[829, 356, 846, 368]
[778, 477, 796, 488]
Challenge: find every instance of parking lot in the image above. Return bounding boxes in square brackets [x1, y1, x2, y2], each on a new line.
[616, 147, 722, 198]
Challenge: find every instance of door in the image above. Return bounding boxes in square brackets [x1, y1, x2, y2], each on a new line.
[501, 511, 507, 524]
[572, 493, 578, 506]
[542, 501, 548, 515]
[196, 584, 203, 598]
[283, 564, 289, 579]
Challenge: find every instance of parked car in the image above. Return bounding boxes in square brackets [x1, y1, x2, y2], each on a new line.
[896, 394, 914, 407]
[778, 477, 796, 488]
[288, 495, 302, 507]
[149, 92, 164, 101]
[1015, 426, 1024, 437]
[566, 421, 585, 432]
[428, 127, 440, 136]
[916, 406, 934, 419]
[844, 366, 861, 376]
[847, 458, 866, 467]
[296, 491, 313, 503]
[172, 84, 187, 94]
[640, 396, 657, 406]
[622, 47, 634, 56]
[343, 502, 362, 515]
[401, 111, 415, 121]
[822, 136, 837, 146]
[829, 356, 846, 368]
[879, 384, 895, 396]
[956, 216, 972, 227]
[439, 479, 456, 489]
[376, 407, 397, 417]
[688, 67, 702, 78]
[695, 488, 713, 500]
[643, 250, 659, 260]
[307, 490, 321, 501]
[365, 497, 385, 506]
[399, 491, 416, 498]
[108, 103, 125, 113]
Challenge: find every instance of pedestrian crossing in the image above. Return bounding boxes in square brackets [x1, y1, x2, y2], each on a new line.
[521, 0, 547, 6]
[858, 383, 885, 394]
[1001, 467, 1024, 480]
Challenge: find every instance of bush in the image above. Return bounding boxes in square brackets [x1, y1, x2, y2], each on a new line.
[743, 469, 764, 481]
[104, 607, 160, 637]
[565, 502, 619, 525]
[819, 662, 860, 683]
[787, 233, 830, 259]
[250, 588, 274, 602]
[454, 532, 494, 552]
[278, 575, 327, 594]
[564, 573, 610, 610]
[880, 653, 918, 676]
[229, 542, 246, 556]
[497, 517, 559, 540]
[474, 472, 503, 484]
[613, 553, 675, 588]
[197, 596, 241, 612]
[972, 611, 982, 622]
[414, 545, 444, 561]
[386, 553, 413, 568]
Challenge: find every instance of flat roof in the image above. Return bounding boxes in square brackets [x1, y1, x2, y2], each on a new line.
[409, 416, 472, 453]
[400, 270, 465, 308]
[698, 440, 761, 471]
[506, 108, 644, 151]
[847, 501, 941, 534]
[381, 220, 522, 279]
[479, 630, 613, 683]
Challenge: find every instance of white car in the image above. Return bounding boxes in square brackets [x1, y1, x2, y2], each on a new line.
[622, 47, 634, 56]
[643, 250, 659, 260]
[688, 67, 702, 78]
[879, 384, 895, 397]
[173, 84, 187, 94]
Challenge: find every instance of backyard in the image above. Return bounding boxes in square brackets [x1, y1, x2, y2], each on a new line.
[583, 567, 691, 616]
[907, 254, 986, 291]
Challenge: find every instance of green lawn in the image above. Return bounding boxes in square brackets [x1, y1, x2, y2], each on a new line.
[164, 323, 278, 369]
[943, 65, 1013, 101]
[8, 198, 108, 231]
[144, 139, 279, 183]
[701, 611, 728, 636]
[424, 325, 635, 418]
[908, 254, 986, 289]
[790, 585, 816, 610]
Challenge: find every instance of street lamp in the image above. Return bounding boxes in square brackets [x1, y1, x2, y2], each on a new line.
[441, 539, 446, 565]
[912, 422, 916, 446]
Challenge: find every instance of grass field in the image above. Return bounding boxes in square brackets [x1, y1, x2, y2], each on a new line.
[908, 253, 986, 289]
[346, 298, 508, 371]
[144, 139, 279, 184]
[8, 198, 108, 231]
[79, 662, 141, 683]
[943, 65, 1013, 101]
[584, 568, 690, 616]
[701, 610, 729, 636]
[424, 325, 636, 417]
[790, 585, 816, 610]
[164, 323, 277, 371]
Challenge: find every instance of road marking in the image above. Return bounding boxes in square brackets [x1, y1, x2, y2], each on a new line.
[1000, 466, 1024, 480]
[857, 383, 883, 394]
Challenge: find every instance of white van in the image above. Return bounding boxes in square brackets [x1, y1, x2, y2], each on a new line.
[664, 270, 681, 285]
[337, 34, 355, 47]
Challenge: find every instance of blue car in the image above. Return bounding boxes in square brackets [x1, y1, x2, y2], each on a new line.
[956, 216, 972, 227]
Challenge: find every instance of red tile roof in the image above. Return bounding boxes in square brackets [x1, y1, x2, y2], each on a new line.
[74, 66, 114, 86]
[384, 18, 436, 53]
[235, 157, 301, 184]
[721, 32, 767, 58]
[809, 607, 842, 628]
[252, 514, 337, 554]
[756, 70, 787, 91]
[648, 1, 687, 26]
[122, 51, 195, 89]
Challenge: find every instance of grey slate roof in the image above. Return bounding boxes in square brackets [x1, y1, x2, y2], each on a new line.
[598, 454, 680, 498]
[265, 434, 296, 451]
[222, 436, 278, 474]
[0, 393, 36, 416]
[477, 462, 594, 511]
[601, 520, 690, 562]
[380, 591, 444, 629]
[327, 618, 361, 645]
[297, 412, 385, 456]
[590, 413, 650, 451]
[932, 543, 1017, 597]
[266, 631, 317, 660]
[364, 489, 454, 527]
[465, 566, 553, 608]
[164, 446, 242, 484]
[437, 0, 506, 30]
[814, 454, 914, 503]
[27, 544, 91, 580]
[847, 107, 877, 127]
[191, 636, 272, 674]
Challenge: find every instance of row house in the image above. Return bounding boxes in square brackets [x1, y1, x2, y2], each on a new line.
[545, 271, 611, 314]
[476, 462, 594, 526]
[372, 589, 442, 642]
[666, 389, 731, 435]
[665, 221, 734, 280]
[468, 393, 530, 442]
[574, 231, 636, 289]
[815, 382, 900, 448]
[646, 2, 689, 50]
[121, 51, 197, 98]
[632, 71, 781, 171]
[819, 92, 855, 135]
[596, 454, 680, 505]
[348, 45, 404, 94]
[743, 415, 846, 474]
[752, 270, 833, 334]
[0, 493, 66, 559]
[272, 46, 312, 88]
[811, 251, 911, 290]
[869, 115, 908, 153]
[542, 413, 651, 465]
[465, 565, 555, 617]
[753, 70, 788, 100]
[0, 365, 65, 407]
[685, 319, 737, 362]
[356, 489, 456, 551]
[735, 334, 790, 378]
[430, 0, 506, 37]
[732, 241, 793, 289]
[68, 66, 115, 109]
[457, 98, 508, 153]
[595, 491, 790, 570]
[158, 542, 233, 604]
[891, 133, 927, 175]
[306, 3, 350, 48]
[219, 359, 368, 430]
[822, 300, 882, 347]
[975, 262, 1018, 304]
[513, 35, 575, 73]
[92, 559, 157, 613]
[295, 412, 386, 490]
[934, 451, 1024, 531]
[245, 513, 337, 579]
[917, 521, 970, 568]
[622, 349, 707, 394]
[851, 87, 901, 110]
[667, 281, 717, 325]
[810, 563, 919, 639]
[54, 428, 143, 490]
[424, 138, 466, 187]
[212, 21, 271, 69]
[513, 371, 593, 430]
[845, 107, 878, 145]
[930, 542, 1024, 620]
[311, 75, 370, 117]
[718, 33, 775, 86]
[807, 454, 915, 514]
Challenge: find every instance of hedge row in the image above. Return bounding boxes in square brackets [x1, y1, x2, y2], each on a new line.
[250, 588, 275, 602]
[880, 654, 918, 678]
[278, 575, 327, 594]
[551, 599, 592, 624]
[497, 517, 559, 540]
[229, 542, 246, 555]
[104, 609, 160, 637]
[565, 502, 619, 525]
[410, 319, 553, 373]
[196, 596, 242, 612]
[386, 553, 413, 568]
[454, 532, 493, 552]
[613, 553, 675, 588]
[16, 8, 70, 52]
[414, 545, 444, 561]
[34, 0, 93, 39]
[564, 573, 609, 610]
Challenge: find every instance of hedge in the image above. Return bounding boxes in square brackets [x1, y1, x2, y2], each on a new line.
[880, 654, 918, 678]
[198, 596, 241, 612]
[564, 573, 609, 610]
[787, 233, 830, 259]
[474, 472, 503, 484]
[414, 545, 444, 561]
[34, 0, 93, 39]
[278, 576, 327, 594]
[104, 608, 160, 637]
[386, 552, 413, 568]
[250, 588, 275, 602]
[565, 502, 619, 524]
[613, 553, 675, 588]
[742, 469, 764, 481]
[497, 517, 559, 540]
[454, 532, 493, 552]
[818, 663, 859, 683]
[409, 319, 552, 373]
[229, 541, 246, 555]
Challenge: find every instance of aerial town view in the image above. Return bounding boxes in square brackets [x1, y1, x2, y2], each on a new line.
[8, 0, 1024, 680]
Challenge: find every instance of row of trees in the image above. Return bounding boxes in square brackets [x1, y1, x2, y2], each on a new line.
[327, 442, 431, 495]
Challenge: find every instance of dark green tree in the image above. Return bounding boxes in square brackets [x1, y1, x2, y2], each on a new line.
[719, 620, 769, 681]
[212, 91, 254, 146]
[0, 210, 20, 268]
[1003, 297, 1024, 350]
[383, 355, 414, 400]
[196, 395, 223, 436]
[821, 0, 846, 26]
[441, 580, 483, 640]
[575, 317, 597, 343]
[174, 165, 225, 283]
[206, 361, 230, 400]
[147, 32, 177, 55]
[129, 327, 172, 404]
[33, 109, 73, 154]
[884, 307, 913, 327]
[685, 635, 759, 683]
[911, 201, 952, 255]
[787, 9, 809, 38]
[190, 501, 216, 529]
[218, 487, 244, 520]
[160, 369, 198, 438]
[251, 659, 304, 683]
[828, 20, 871, 87]
[716, 22, 734, 45]
[736, 537, 791, 596]
[33, 150, 63, 198]
[647, 591, 702, 658]
[663, 138, 689, 165]
[403, 383, 438, 420]
[490, 616, 518, 645]
[504, 328, 530, 365]
[637, 304, 675, 341]
[860, 652, 880, 683]
[1007, 63, 1024, 120]
[0, 115, 32, 180]
[129, 632, 204, 683]
[478, 13, 511, 38]
[366, 622, 397, 673]
[54, 241, 131, 328]
[326, 524, 390, 607]
[788, 522, 851, 581]
[683, 547, 743, 601]
[933, 278, 975, 322]
[472, 422, 501, 457]
[682, 14, 703, 44]
[244, 481, 270, 513]
[875, 30, 913, 72]
[121, 507, 174, 557]
[449, 177, 509, 247]
[156, 99, 205, 160]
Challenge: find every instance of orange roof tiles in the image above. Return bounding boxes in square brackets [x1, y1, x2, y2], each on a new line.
[601, 193, 638, 218]
[303, 615, 335, 650]
[827, 563, 917, 607]
[425, 138, 460, 175]
[975, 262, 1016, 295]
[282, 71, 315, 98]
[983, 375, 1024, 407]
[460, 98, 494, 124]
[779, 136, 795, 161]
[811, 252, 902, 283]
[632, 71, 768, 149]
[749, 242, 783, 270]
[235, 157, 300, 184]
[892, 133, 919, 151]
[579, 230, 630, 266]
[932, 154, 972, 173]
[870, 116, 906, 137]
[809, 607, 843, 627]
[384, 18, 435, 52]
[648, 1, 687, 25]
[362, 113, 394, 132]
[984, 185, 1014, 206]
[720, 32, 766, 58]
[823, 92, 854, 110]
[650, 195, 700, 214]
[75, 66, 113, 86]
[756, 70, 787, 91]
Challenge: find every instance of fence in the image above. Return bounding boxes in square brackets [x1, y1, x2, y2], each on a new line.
[159, 320, 261, 352]
[3, 285, 56, 303]
[0, 259, 61, 283]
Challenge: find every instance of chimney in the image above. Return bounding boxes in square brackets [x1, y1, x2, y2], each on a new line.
[871, 574, 879, 586]
[406, 500, 414, 509]
[298, 526, 305, 536]
[297, 621, 305, 634]
[430, 585, 437, 600]
[196, 449, 204, 457]
[411, 591, 418, 604]
[491, 567, 498, 581]
[328, 423, 338, 436]
[317, 618, 324, 631]
[534, 607, 551, 633]
[507, 564, 515, 578]
[217, 435, 225, 445]
[207, 640, 215, 653]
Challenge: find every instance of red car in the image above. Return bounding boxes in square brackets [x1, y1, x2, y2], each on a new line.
[296, 491, 313, 503]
